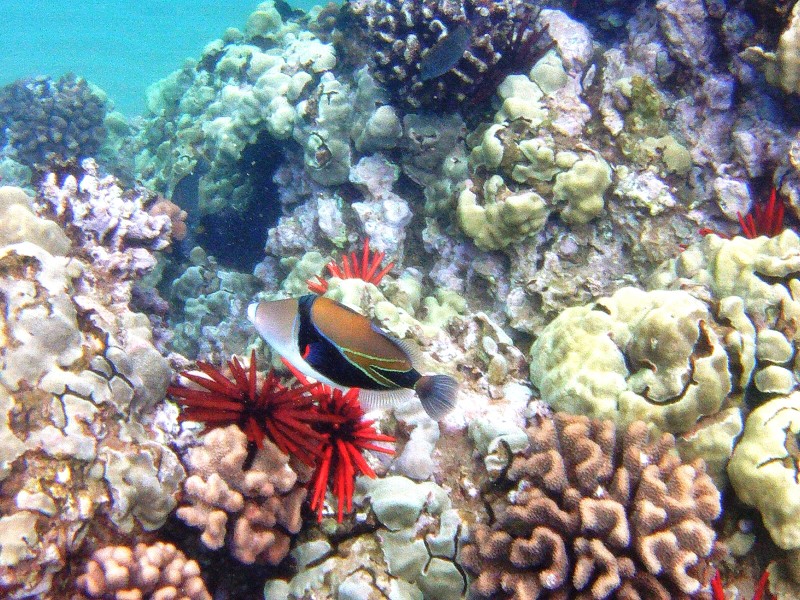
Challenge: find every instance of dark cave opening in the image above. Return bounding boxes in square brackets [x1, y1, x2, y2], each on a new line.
[195, 131, 285, 272]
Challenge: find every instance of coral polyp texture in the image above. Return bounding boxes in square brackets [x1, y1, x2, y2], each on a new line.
[0, 74, 107, 175]
[336, 0, 545, 109]
[76, 542, 211, 600]
[460, 413, 722, 600]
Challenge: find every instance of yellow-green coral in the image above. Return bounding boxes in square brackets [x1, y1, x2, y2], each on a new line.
[728, 393, 800, 549]
[529, 287, 731, 433]
[457, 181, 548, 251]
[552, 154, 612, 224]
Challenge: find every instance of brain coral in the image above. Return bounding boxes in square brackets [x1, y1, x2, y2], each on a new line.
[460, 413, 722, 599]
[337, 0, 542, 109]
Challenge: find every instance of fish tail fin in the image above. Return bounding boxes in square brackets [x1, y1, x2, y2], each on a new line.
[415, 374, 458, 420]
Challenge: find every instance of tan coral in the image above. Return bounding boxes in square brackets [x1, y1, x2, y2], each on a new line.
[177, 425, 307, 565]
[76, 541, 211, 600]
[460, 413, 722, 599]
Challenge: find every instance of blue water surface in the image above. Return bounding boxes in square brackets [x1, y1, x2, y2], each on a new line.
[0, 0, 323, 116]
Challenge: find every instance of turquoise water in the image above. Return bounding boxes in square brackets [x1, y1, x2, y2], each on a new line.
[0, 1, 322, 116]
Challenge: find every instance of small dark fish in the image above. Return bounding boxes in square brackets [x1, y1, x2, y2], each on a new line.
[420, 24, 471, 82]
[248, 294, 459, 420]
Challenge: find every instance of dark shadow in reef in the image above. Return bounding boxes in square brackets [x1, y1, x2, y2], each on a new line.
[158, 515, 291, 600]
[170, 132, 285, 273]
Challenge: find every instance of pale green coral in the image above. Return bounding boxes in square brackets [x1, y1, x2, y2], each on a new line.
[728, 393, 800, 549]
[530, 287, 731, 433]
[456, 69, 611, 249]
[457, 182, 548, 251]
[552, 154, 612, 224]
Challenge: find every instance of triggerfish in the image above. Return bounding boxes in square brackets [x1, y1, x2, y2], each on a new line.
[247, 295, 458, 420]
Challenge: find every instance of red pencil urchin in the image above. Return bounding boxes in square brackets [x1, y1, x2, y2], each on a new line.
[699, 186, 786, 240]
[308, 385, 396, 522]
[306, 237, 394, 294]
[167, 349, 325, 466]
[283, 360, 396, 522]
[711, 569, 775, 600]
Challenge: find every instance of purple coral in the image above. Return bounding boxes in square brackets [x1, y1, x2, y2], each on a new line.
[461, 413, 722, 599]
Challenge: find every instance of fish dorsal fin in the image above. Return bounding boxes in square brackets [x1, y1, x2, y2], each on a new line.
[376, 327, 425, 372]
[357, 387, 416, 411]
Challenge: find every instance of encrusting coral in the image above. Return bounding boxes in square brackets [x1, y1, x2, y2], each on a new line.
[460, 413, 722, 599]
[76, 542, 211, 600]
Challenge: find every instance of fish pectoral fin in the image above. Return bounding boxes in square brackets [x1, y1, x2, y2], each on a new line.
[357, 388, 416, 411]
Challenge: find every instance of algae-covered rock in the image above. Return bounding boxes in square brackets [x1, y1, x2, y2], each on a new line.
[728, 393, 800, 549]
[530, 287, 731, 433]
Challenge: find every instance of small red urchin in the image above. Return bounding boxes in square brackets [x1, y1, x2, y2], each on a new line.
[167, 350, 325, 465]
[284, 360, 395, 522]
[711, 569, 775, 600]
[307, 237, 394, 294]
[700, 187, 786, 240]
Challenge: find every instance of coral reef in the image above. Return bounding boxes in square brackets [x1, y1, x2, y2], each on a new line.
[529, 287, 732, 435]
[176, 425, 306, 565]
[39, 159, 177, 281]
[461, 413, 722, 599]
[0, 74, 107, 176]
[76, 542, 211, 600]
[0, 186, 183, 597]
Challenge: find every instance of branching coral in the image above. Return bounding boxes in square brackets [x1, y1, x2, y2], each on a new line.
[461, 413, 722, 599]
[76, 542, 211, 600]
[177, 424, 307, 565]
